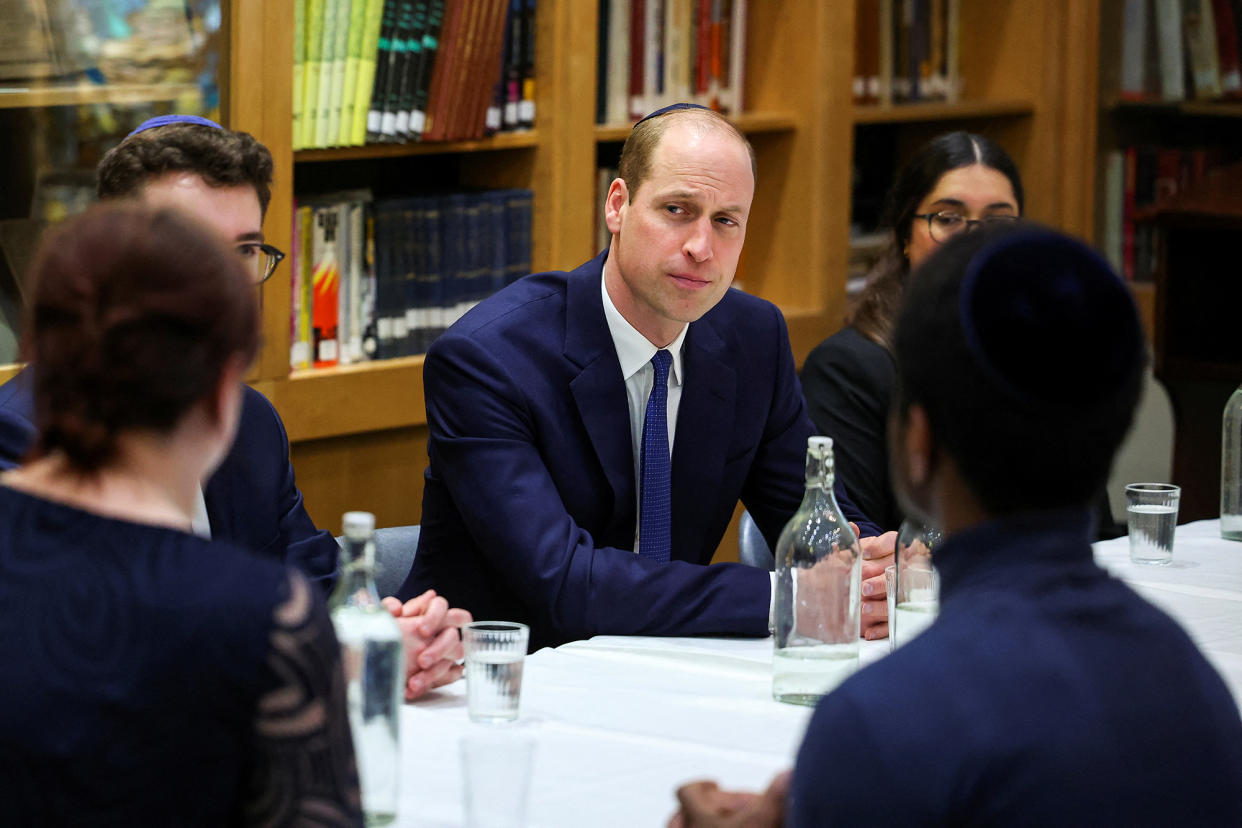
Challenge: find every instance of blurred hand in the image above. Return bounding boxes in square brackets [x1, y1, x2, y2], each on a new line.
[381, 589, 472, 700]
[667, 771, 790, 828]
[857, 528, 896, 640]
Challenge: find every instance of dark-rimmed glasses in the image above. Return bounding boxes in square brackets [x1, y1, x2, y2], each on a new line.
[913, 211, 1019, 243]
[237, 242, 286, 285]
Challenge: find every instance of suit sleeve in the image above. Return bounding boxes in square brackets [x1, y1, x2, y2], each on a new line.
[237, 390, 340, 595]
[741, 307, 882, 548]
[423, 332, 772, 643]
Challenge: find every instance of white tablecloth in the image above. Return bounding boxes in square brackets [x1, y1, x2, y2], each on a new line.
[396, 519, 1242, 826]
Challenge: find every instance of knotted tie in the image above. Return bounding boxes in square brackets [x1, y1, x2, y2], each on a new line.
[639, 349, 673, 563]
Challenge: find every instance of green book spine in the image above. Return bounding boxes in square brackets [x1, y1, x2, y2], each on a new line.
[348, 0, 384, 145]
[326, 0, 355, 144]
[315, 0, 341, 147]
[303, 0, 325, 148]
[293, 0, 307, 149]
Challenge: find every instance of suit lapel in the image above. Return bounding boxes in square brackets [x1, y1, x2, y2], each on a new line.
[671, 317, 735, 562]
[565, 254, 637, 537]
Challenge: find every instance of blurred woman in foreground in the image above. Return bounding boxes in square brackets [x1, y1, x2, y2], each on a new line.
[0, 204, 360, 824]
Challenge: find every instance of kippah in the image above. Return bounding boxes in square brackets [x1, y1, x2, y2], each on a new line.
[125, 114, 223, 140]
[959, 228, 1142, 407]
[634, 102, 713, 127]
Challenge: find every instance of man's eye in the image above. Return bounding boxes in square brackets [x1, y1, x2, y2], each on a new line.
[237, 244, 259, 259]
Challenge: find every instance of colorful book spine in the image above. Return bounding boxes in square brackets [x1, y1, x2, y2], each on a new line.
[352, 0, 387, 144]
[294, 0, 307, 150]
[339, 0, 370, 146]
[367, 0, 400, 141]
[303, 0, 326, 148]
[312, 207, 341, 366]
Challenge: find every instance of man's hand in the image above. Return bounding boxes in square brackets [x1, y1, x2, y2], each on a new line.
[667, 771, 790, 828]
[856, 528, 896, 641]
[381, 589, 472, 700]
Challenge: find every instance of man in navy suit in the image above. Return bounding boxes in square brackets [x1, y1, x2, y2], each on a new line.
[400, 105, 888, 650]
[0, 116, 468, 698]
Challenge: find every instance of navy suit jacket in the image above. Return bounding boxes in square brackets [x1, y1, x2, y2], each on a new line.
[400, 252, 878, 649]
[0, 370, 339, 593]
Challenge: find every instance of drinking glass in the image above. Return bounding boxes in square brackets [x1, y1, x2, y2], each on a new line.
[1126, 483, 1180, 565]
[462, 621, 529, 723]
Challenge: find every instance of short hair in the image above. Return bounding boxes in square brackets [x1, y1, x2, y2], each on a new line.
[852, 131, 1024, 350]
[617, 108, 757, 200]
[22, 203, 259, 472]
[96, 123, 274, 217]
[892, 222, 1146, 516]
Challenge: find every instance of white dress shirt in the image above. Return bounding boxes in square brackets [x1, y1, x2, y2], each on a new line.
[601, 274, 688, 556]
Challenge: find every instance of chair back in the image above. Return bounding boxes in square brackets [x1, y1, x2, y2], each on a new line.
[335, 524, 421, 598]
[738, 510, 775, 571]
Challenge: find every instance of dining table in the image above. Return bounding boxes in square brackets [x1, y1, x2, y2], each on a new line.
[394, 518, 1242, 827]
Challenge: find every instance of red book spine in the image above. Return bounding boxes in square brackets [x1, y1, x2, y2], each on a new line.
[629, 0, 646, 119]
[1211, 0, 1242, 95]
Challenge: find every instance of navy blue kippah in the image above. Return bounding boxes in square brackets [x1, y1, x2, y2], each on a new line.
[959, 228, 1142, 407]
[125, 114, 223, 140]
[634, 102, 713, 127]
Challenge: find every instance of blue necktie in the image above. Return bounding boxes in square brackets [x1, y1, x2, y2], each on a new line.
[640, 349, 673, 563]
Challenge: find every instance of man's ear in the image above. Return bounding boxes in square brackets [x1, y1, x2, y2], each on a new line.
[604, 177, 629, 235]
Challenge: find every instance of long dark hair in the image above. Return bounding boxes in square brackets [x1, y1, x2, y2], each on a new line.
[850, 131, 1024, 351]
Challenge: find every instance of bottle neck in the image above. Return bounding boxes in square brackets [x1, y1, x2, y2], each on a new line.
[332, 536, 381, 609]
[804, 450, 834, 491]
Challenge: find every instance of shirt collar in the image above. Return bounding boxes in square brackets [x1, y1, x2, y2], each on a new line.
[601, 269, 687, 384]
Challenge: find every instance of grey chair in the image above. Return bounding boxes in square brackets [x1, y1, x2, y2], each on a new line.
[335, 524, 421, 597]
[738, 510, 775, 571]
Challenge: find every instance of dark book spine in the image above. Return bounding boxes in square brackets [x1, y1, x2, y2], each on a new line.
[411, 0, 446, 138]
[367, 0, 401, 141]
[519, 0, 536, 127]
[394, 0, 428, 138]
[504, 0, 523, 129]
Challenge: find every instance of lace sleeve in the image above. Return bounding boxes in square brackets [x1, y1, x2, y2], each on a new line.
[241, 571, 363, 827]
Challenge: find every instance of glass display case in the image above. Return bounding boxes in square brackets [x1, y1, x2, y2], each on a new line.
[0, 0, 227, 362]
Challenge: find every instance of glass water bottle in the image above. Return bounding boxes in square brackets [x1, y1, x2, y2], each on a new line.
[330, 511, 405, 825]
[1222, 385, 1242, 540]
[773, 436, 862, 705]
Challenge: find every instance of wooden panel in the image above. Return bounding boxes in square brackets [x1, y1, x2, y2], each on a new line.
[291, 426, 431, 532]
[852, 99, 1034, 124]
[252, 355, 428, 442]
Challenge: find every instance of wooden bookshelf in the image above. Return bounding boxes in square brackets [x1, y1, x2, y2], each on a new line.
[220, 0, 1100, 533]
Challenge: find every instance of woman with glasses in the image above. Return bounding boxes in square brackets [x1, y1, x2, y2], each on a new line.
[801, 131, 1023, 530]
[0, 204, 360, 824]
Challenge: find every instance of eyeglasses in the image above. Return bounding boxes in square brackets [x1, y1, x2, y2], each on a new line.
[913, 211, 1019, 243]
[237, 242, 286, 285]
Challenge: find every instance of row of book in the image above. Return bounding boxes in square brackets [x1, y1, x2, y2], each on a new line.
[1099, 145, 1238, 282]
[291, 188, 533, 368]
[853, 0, 962, 106]
[595, 0, 748, 125]
[1118, 0, 1242, 102]
[293, 0, 537, 151]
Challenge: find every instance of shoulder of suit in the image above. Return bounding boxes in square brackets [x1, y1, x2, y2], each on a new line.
[443, 269, 571, 340]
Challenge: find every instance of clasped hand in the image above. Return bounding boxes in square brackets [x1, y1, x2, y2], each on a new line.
[380, 589, 473, 700]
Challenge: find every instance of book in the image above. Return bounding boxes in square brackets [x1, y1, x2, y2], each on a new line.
[314, 0, 343, 147]
[1154, 0, 1187, 100]
[351, 0, 387, 144]
[1120, 0, 1151, 100]
[423, 0, 465, 141]
[1185, 0, 1223, 99]
[411, 0, 447, 138]
[379, 0, 415, 140]
[303, 0, 327, 148]
[605, 0, 631, 122]
[518, 0, 536, 127]
[339, 0, 371, 145]
[1211, 0, 1242, 95]
[366, 0, 401, 141]
[326, 0, 355, 144]
[630, 0, 646, 118]
[294, 0, 307, 149]
[311, 206, 341, 366]
[291, 204, 315, 370]
[394, 0, 428, 138]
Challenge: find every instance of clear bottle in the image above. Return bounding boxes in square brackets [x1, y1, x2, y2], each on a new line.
[1222, 385, 1242, 540]
[892, 520, 942, 650]
[773, 436, 862, 705]
[330, 511, 405, 825]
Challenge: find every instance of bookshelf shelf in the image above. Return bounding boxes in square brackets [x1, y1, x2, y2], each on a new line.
[593, 111, 799, 143]
[1106, 100, 1242, 120]
[0, 82, 201, 110]
[294, 130, 540, 162]
[851, 99, 1035, 125]
[253, 355, 428, 443]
